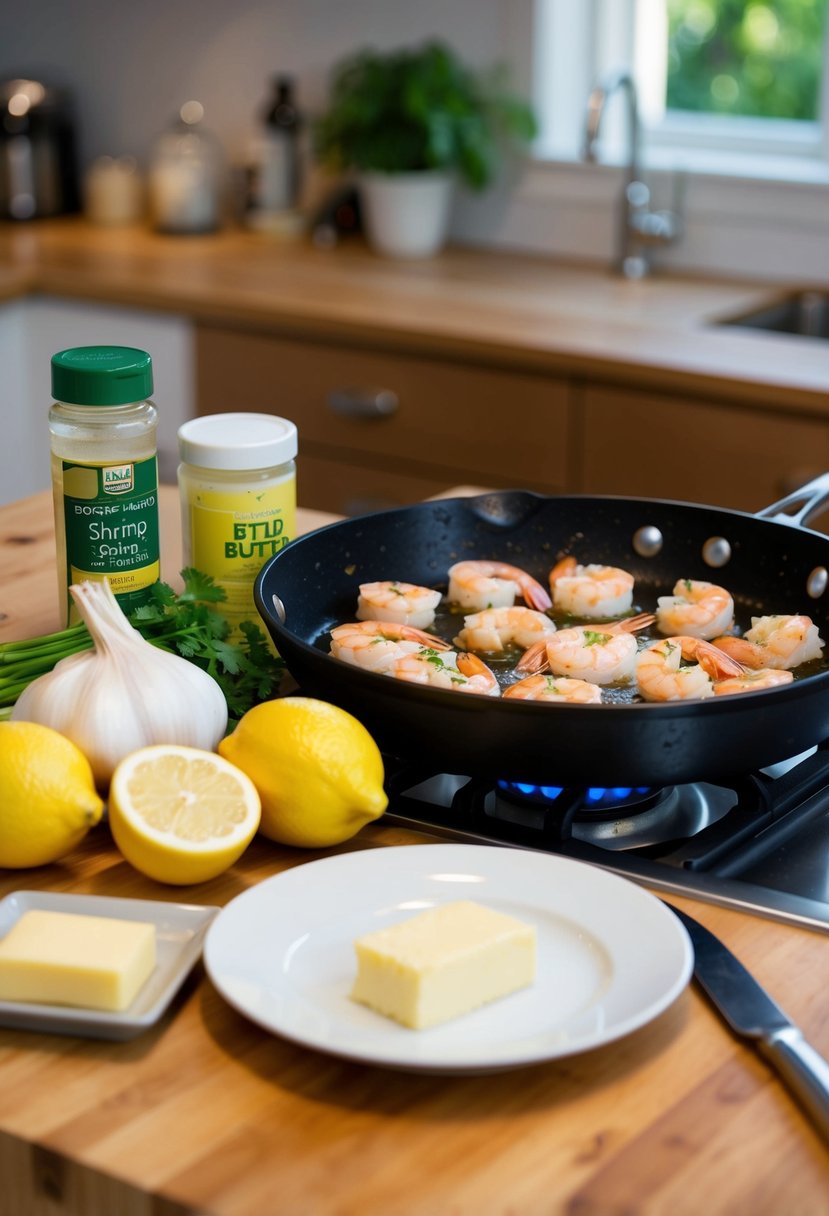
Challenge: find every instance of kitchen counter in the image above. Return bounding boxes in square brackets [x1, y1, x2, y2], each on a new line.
[1, 487, 829, 1215]
[1, 218, 828, 413]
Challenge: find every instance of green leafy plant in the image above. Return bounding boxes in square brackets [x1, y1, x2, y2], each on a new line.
[314, 41, 537, 190]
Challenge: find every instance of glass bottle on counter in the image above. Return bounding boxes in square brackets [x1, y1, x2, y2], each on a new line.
[148, 101, 223, 234]
[49, 346, 160, 626]
[246, 76, 303, 231]
[177, 413, 297, 637]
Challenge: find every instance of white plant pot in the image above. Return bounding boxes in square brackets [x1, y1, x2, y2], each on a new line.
[358, 171, 454, 259]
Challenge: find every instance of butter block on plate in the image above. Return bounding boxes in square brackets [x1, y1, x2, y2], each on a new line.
[351, 900, 536, 1029]
[0, 909, 156, 1012]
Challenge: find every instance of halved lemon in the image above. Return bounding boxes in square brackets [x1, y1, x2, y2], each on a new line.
[108, 745, 261, 885]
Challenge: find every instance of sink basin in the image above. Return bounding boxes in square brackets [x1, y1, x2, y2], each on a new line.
[719, 290, 829, 339]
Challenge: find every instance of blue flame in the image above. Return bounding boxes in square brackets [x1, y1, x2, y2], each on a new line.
[497, 781, 653, 809]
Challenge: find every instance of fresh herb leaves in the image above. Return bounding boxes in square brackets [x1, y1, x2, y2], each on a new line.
[128, 568, 284, 719]
[583, 630, 612, 648]
[0, 569, 285, 723]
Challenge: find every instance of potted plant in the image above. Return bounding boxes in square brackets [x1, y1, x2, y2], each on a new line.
[314, 41, 537, 258]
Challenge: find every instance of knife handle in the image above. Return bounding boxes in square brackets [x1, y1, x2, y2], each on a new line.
[758, 1025, 829, 1144]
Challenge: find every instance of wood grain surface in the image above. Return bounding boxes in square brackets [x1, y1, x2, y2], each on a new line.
[1, 489, 829, 1216]
[1, 218, 828, 413]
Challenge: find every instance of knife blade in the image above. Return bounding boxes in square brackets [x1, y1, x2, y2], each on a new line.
[669, 905, 829, 1146]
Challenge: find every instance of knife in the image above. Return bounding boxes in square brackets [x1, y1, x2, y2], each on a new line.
[669, 905, 829, 1146]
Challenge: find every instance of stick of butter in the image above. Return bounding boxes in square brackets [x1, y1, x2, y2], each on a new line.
[351, 900, 536, 1029]
[0, 909, 156, 1012]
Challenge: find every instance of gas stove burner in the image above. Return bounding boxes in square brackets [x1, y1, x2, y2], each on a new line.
[380, 746, 829, 933]
[491, 780, 715, 851]
[496, 781, 657, 818]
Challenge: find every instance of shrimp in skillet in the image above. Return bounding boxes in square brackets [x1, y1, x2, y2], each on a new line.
[391, 648, 500, 696]
[447, 560, 552, 613]
[504, 674, 602, 704]
[636, 635, 743, 702]
[548, 556, 634, 619]
[357, 580, 442, 629]
[713, 668, 794, 697]
[517, 613, 655, 686]
[712, 614, 825, 670]
[453, 606, 557, 655]
[330, 620, 449, 674]
[656, 579, 734, 640]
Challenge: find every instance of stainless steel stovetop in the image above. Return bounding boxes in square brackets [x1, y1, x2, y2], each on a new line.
[381, 740, 829, 934]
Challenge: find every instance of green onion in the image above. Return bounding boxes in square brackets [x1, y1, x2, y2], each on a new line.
[0, 568, 284, 723]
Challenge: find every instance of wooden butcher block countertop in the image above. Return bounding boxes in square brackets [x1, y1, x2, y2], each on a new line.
[1, 488, 829, 1216]
[1, 217, 828, 413]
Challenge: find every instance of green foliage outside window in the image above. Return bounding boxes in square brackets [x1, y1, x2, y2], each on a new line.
[667, 0, 828, 120]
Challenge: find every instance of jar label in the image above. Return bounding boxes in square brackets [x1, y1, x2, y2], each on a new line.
[185, 481, 295, 631]
[61, 456, 160, 616]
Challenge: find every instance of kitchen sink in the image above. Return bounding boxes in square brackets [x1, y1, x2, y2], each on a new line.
[718, 289, 829, 339]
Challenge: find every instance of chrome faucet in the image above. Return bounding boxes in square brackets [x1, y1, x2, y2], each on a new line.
[584, 71, 682, 278]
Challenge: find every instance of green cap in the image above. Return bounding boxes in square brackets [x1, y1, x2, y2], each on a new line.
[51, 346, 154, 406]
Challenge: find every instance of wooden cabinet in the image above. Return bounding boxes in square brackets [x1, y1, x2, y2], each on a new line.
[578, 385, 829, 515]
[196, 324, 571, 515]
[195, 323, 829, 523]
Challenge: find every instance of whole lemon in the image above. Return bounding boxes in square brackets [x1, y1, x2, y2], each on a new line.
[218, 697, 388, 847]
[0, 721, 104, 867]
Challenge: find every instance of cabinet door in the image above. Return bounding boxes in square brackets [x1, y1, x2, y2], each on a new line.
[196, 325, 570, 511]
[580, 386, 829, 515]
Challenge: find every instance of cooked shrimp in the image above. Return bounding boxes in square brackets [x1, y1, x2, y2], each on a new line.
[656, 579, 734, 640]
[330, 620, 449, 674]
[636, 635, 743, 702]
[548, 556, 634, 619]
[391, 648, 500, 696]
[713, 614, 825, 671]
[446, 560, 552, 612]
[357, 580, 442, 629]
[504, 674, 602, 704]
[713, 669, 794, 697]
[517, 613, 655, 686]
[453, 606, 557, 654]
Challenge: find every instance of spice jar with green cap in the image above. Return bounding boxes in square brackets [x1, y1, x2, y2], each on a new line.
[49, 345, 161, 626]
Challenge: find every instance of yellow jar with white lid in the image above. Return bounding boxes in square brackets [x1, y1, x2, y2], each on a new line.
[177, 413, 297, 635]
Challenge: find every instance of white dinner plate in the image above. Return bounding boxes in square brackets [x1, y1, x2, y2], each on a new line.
[204, 844, 693, 1073]
[0, 890, 219, 1041]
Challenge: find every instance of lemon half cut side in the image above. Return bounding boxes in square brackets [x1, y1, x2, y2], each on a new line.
[108, 745, 261, 885]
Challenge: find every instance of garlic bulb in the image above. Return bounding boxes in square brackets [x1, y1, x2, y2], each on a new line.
[12, 579, 228, 788]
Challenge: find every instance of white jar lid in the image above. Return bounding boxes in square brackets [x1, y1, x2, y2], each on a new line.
[178, 412, 298, 470]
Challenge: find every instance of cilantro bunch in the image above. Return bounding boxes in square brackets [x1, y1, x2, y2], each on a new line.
[0, 569, 284, 723]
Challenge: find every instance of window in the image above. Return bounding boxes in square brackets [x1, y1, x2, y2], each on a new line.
[663, 0, 825, 121]
[534, 0, 829, 180]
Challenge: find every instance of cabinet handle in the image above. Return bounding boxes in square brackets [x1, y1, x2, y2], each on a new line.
[327, 388, 399, 419]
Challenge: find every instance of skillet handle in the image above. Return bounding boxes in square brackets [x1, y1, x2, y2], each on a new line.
[756, 473, 829, 529]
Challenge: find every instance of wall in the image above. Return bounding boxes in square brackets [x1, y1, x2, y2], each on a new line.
[0, 0, 508, 169]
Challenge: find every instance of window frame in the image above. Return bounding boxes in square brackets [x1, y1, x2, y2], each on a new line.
[452, 0, 829, 283]
[531, 0, 829, 180]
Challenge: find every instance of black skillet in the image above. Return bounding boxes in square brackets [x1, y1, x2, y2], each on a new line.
[254, 476, 829, 787]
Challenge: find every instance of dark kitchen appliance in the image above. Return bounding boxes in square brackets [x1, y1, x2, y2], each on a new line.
[0, 79, 80, 220]
[255, 477, 829, 934]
